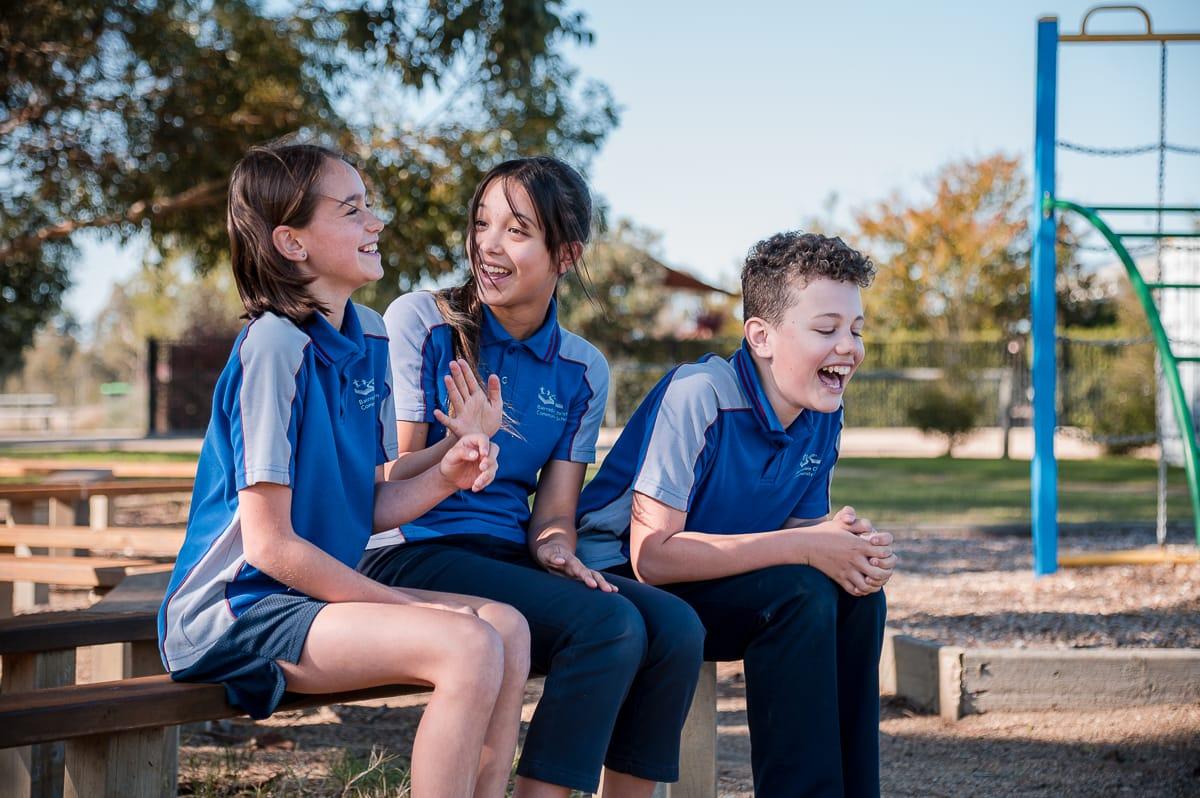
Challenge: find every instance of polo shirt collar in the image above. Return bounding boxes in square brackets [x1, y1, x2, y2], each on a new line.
[304, 300, 365, 366]
[479, 299, 561, 363]
[732, 340, 812, 442]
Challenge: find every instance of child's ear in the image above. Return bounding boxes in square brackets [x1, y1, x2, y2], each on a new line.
[556, 241, 584, 275]
[744, 316, 774, 358]
[272, 225, 307, 264]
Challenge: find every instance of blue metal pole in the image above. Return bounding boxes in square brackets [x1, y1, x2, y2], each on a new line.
[1031, 17, 1059, 576]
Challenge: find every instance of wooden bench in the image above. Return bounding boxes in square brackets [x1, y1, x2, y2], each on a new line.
[0, 571, 170, 797]
[0, 459, 196, 480]
[0, 475, 189, 613]
[0, 478, 194, 530]
[0, 526, 185, 558]
[0, 555, 173, 619]
[0, 571, 718, 798]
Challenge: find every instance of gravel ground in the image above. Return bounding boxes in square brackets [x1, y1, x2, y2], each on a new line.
[886, 526, 1200, 649]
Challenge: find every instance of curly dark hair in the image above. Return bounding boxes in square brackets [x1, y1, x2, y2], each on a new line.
[741, 231, 875, 324]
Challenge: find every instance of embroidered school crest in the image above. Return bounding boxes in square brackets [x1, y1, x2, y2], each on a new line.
[353, 378, 376, 411]
[794, 453, 822, 478]
[536, 385, 567, 422]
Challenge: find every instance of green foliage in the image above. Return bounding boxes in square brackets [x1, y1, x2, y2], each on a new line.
[905, 380, 985, 457]
[1070, 343, 1157, 454]
[0, 0, 617, 376]
[557, 220, 671, 357]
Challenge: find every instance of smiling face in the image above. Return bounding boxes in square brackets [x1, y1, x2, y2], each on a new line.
[470, 177, 566, 331]
[745, 276, 866, 423]
[283, 157, 385, 307]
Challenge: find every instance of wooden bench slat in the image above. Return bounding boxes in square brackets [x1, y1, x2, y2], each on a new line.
[0, 480, 193, 502]
[0, 459, 196, 479]
[0, 611, 157, 655]
[0, 556, 171, 588]
[0, 674, 428, 749]
[0, 572, 168, 655]
[0, 526, 184, 556]
[84, 570, 170, 612]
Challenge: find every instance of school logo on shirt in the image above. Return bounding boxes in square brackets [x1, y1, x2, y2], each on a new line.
[794, 453, 822, 478]
[536, 386, 567, 422]
[353, 378, 376, 412]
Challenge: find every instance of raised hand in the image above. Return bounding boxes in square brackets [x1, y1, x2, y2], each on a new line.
[534, 540, 618, 593]
[433, 358, 503, 439]
[438, 432, 500, 493]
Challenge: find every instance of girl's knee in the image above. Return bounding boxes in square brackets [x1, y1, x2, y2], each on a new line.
[436, 616, 506, 696]
[477, 602, 532, 678]
[477, 602, 531, 651]
[577, 596, 649, 672]
[647, 600, 705, 667]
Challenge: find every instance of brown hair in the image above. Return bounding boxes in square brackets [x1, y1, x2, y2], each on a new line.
[226, 143, 343, 323]
[741, 231, 875, 324]
[435, 156, 593, 370]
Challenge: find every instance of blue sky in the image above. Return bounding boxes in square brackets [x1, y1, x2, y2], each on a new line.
[67, 0, 1200, 324]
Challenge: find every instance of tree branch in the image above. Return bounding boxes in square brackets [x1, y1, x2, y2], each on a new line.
[0, 178, 227, 263]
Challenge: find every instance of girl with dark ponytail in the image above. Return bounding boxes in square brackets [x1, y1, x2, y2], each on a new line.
[361, 156, 705, 797]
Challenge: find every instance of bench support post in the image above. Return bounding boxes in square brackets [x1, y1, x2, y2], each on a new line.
[6, 501, 49, 612]
[0, 649, 75, 798]
[65, 727, 175, 798]
[652, 660, 717, 798]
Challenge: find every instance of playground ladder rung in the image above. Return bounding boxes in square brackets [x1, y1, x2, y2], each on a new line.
[1175, 356, 1200, 363]
[1115, 231, 1200, 239]
[1146, 282, 1200, 290]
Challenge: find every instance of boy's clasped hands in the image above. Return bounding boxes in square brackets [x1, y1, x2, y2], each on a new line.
[802, 506, 896, 596]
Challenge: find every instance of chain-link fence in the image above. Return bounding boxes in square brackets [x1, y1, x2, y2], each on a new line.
[147, 334, 1156, 446]
[607, 335, 1156, 448]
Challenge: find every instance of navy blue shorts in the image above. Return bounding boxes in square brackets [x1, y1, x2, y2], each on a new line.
[169, 593, 327, 720]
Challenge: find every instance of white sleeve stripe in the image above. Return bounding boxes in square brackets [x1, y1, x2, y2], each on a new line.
[237, 321, 307, 486]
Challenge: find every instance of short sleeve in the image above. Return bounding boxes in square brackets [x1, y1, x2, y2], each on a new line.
[551, 338, 610, 463]
[228, 317, 308, 490]
[377, 361, 399, 463]
[382, 292, 446, 423]
[630, 366, 721, 513]
[789, 425, 843, 520]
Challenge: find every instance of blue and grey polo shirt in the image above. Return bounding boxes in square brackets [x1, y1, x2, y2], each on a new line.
[158, 302, 398, 672]
[575, 341, 843, 571]
[366, 290, 609, 548]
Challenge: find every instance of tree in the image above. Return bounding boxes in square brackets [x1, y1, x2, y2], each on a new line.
[556, 220, 670, 358]
[853, 153, 1092, 337]
[0, 0, 616, 377]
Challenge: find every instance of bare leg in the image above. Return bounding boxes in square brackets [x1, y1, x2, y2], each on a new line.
[600, 769, 657, 798]
[278, 602, 504, 798]
[513, 778, 570, 798]
[405, 589, 531, 798]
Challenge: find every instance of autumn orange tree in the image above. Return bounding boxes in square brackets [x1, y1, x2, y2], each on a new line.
[854, 154, 1026, 336]
[853, 153, 1093, 337]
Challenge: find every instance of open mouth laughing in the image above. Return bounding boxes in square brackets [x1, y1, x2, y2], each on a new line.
[817, 364, 853, 392]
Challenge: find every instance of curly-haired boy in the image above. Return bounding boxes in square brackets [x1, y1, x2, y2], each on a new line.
[576, 231, 895, 797]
